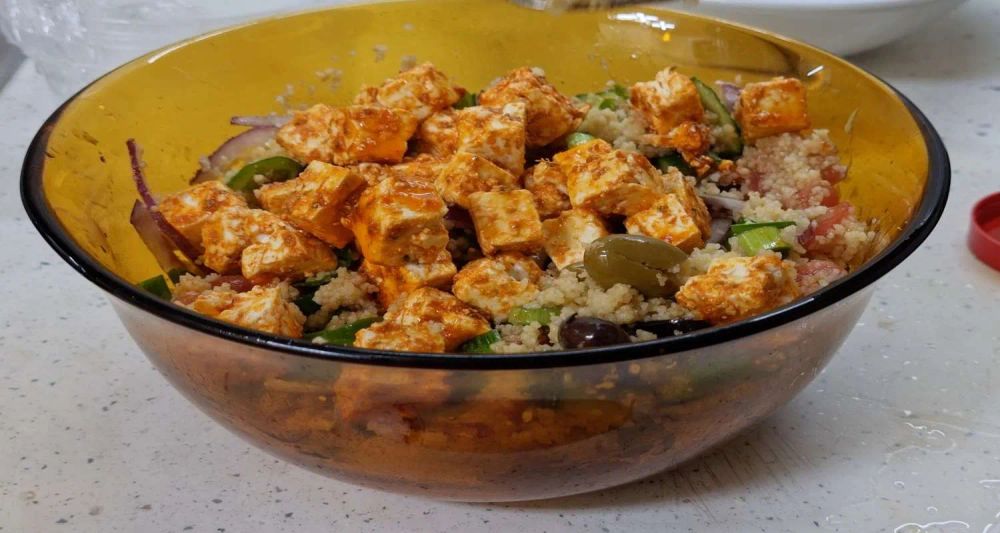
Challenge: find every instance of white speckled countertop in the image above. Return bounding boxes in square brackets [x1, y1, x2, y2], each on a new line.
[2, 2, 999, 531]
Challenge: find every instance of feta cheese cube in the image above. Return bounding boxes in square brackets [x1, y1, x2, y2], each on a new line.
[240, 226, 339, 284]
[348, 162, 392, 186]
[467, 189, 544, 255]
[276, 103, 338, 163]
[373, 62, 463, 121]
[354, 320, 446, 353]
[391, 155, 448, 184]
[479, 67, 586, 147]
[256, 160, 364, 247]
[643, 120, 712, 154]
[360, 250, 457, 308]
[158, 181, 247, 248]
[387, 287, 491, 351]
[624, 194, 705, 253]
[350, 156, 446, 187]
[660, 168, 712, 237]
[353, 84, 379, 105]
[178, 285, 238, 317]
[735, 77, 810, 141]
[434, 151, 520, 209]
[455, 102, 527, 175]
[329, 105, 419, 165]
[542, 209, 609, 269]
[200, 205, 336, 280]
[629, 68, 704, 135]
[452, 253, 543, 319]
[554, 140, 663, 216]
[216, 285, 306, 338]
[201, 206, 286, 274]
[351, 176, 449, 266]
[676, 253, 800, 324]
[412, 109, 458, 158]
[524, 160, 571, 219]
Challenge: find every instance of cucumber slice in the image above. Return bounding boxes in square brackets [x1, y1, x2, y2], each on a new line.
[460, 330, 501, 354]
[736, 226, 791, 256]
[508, 306, 561, 326]
[692, 77, 742, 157]
[730, 220, 796, 235]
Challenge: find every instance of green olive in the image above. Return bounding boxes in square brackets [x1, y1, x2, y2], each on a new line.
[583, 234, 688, 297]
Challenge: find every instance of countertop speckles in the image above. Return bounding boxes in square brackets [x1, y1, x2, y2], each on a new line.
[2, 2, 1000, 531]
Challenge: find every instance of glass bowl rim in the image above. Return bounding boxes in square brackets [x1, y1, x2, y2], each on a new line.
[20, 6, 950, 370]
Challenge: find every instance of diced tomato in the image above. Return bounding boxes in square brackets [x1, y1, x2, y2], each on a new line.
[795, 259, 847, 294]
[820, 186, 840, 207]
[821, 165, 846, 184]
[800, 202, 853, 250]
[814, 203, 853, 236]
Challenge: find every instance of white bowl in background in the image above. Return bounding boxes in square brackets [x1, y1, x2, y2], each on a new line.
[662, 0, 970, 56]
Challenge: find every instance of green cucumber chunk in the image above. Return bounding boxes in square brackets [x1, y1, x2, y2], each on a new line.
[730, 220, 796, 236]
[460, 330, 502, 354]
[736, 226, 791, 255]
[566, 132, 597, 148]
[692, 77, 742, 156]
[508, 306, 561, 326]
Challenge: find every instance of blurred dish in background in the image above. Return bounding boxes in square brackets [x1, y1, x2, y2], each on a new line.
[662, 0, 970, 56]
[0, 0, 343, 96]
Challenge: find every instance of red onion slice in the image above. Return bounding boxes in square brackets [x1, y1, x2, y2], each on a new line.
[699, 193, 746, 213]
[716, 82, 741, 113]
[708, 218, 733, 244]
[190, 126, 279, 184]
[127, 139, 202, 262]
[129, 200, 188, 273]
[230, 114, 291, 128]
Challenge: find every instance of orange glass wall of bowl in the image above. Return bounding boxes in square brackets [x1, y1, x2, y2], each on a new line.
[114, 286, 869, 501]
[34, 0, 926, 501]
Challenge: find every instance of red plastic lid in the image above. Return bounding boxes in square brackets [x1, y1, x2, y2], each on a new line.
[969, 192, 1000, 271]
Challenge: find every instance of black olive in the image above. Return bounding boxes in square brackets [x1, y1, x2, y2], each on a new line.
[558, 316, 631, 349]
[628, 319, 712, 338]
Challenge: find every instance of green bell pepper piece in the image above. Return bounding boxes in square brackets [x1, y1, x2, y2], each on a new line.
[306, 317, 380, 346]
[653, 153, 694, 177]
[138, 275, 171, 300]
[736, 226, 791, 256]
[453, 92, 478, 109]
[227, 156, 304, 192]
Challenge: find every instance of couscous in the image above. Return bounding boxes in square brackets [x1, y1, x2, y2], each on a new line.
[129, 62, 873, 353]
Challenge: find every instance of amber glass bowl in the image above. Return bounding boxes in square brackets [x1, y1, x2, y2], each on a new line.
[22, 0, 947, 501]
